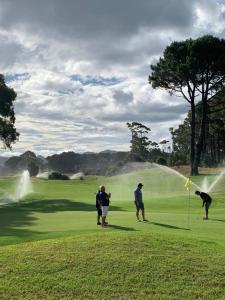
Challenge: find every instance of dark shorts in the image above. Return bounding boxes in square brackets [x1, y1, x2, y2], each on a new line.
[135, 201, 144, 210]
[97, 208, 102, 216]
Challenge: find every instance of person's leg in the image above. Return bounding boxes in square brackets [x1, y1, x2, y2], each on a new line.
[97, 209, 102, 225]
[102, 207, 107, 227]
[135, 201, 140, 221]
[141, 209, 147, 221]
[136, 208, 140, 220]
[102, 217, 106, 226]
[204, 204, 209, 220]
[100, 210, 102, 224]
[104, 206, 109, 224]
[141, 203, 147, 221]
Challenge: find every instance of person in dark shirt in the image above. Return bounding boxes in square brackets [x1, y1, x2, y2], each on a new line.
[99, 186, 111, 227]
[195, 190, 212, 220]
[134, 183, 147, 221]
[96, 188, 102, 225]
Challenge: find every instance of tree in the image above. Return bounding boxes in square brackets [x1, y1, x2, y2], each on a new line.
[0, 74, 19, 149]
[27, 161, 39, 177]
[169, 117, 191, 164]
[126, 122, 151, 161]
[149, 35, 225, 175]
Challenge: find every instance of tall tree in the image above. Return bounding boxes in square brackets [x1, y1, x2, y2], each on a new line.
[0, 74, 19, 149]
[169, 92, 225, 167]
[126, 122, 151, 161]
[149, 35, 225, 175]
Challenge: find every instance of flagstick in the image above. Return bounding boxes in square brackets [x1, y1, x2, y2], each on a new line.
[188, 178, 191, 229]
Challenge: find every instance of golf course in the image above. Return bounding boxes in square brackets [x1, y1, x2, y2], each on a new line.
[0, 165, 225, 300]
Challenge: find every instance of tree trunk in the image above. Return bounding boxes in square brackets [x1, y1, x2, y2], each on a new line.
[190, 102, 196, 175]
[217, 132, 220, 164]
[193, 97, 208, 175]
[223, 131, 225, 160]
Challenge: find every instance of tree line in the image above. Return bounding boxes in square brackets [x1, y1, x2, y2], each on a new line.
[170, 91, 225, 167]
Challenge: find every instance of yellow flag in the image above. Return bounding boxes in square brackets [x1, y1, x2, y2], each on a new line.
[185, 178, 191, 191]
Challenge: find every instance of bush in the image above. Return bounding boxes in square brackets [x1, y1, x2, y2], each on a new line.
[156, 157, 167, 166]
[48, 172, 70, 180]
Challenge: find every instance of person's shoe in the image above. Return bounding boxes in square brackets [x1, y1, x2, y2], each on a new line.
[137, 219, 141, 222]
[203, 217, 208, 220]
[143, 219, 148, 222]
[97, 222, 101, 225]
[105, 222, 108, 225]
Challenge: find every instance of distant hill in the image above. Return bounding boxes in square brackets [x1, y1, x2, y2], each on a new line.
[0, 157, 8, 166]
[4, 151, 48, 174]
[2, 150, 130, 176]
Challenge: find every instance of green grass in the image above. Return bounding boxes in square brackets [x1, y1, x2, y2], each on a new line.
[0, 168, 225, 299]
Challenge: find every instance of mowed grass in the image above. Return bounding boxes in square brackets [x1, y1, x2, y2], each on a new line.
[0, 167, 225, 299]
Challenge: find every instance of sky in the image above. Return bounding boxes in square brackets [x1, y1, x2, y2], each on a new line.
[1, 0, 225, 157]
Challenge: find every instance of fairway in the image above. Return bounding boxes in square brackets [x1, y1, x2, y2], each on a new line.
[0, 168, 225, 299]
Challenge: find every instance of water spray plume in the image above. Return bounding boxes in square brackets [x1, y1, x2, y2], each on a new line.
[37, 171, 49, 179]
[153, 163, 201, 190]
[205, 169, 225, 193]
[201, 177, 209, 193]
[14, 170, 33, 201]
[107, 162, 225, 203]
[70, 172, 84, 179]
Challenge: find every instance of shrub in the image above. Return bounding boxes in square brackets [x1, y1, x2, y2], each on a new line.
[156, 157, 167, 166]
[48, 172, 70, 180]
[27, 162, 39, 177]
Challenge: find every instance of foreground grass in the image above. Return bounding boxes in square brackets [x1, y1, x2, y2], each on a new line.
[0, 232, 225, 300]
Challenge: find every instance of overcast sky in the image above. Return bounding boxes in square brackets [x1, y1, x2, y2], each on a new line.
[1, 0, 225, 156]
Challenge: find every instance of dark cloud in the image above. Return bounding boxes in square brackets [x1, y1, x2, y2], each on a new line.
[0, 1, 194, 39]
[0, 36, 26, 68]
[113, 90, 133, 104]
[101, 103, 187, 123]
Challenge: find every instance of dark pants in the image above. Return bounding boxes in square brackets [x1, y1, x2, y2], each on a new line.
[97, 208, 102, 216]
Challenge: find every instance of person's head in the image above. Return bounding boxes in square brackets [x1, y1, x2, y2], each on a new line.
[100, 185, 105, 192]
[195, 190, 201, 196]
[138, 183, 143, 189]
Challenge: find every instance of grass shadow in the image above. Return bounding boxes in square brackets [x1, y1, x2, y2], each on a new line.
[107, 224, 136, 231]
[210, 218, 225, 223]
[12, 199, 125, 212]
[0, 199, 125, 244]
[199, 173, 225, 176]
[151, 222, 190, 231]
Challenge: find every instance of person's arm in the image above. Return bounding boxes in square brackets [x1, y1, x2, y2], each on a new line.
[134, 190, 138, 202]
[108, 193, 111, 203]
[98, 194, 102, 207]
[202, 199, 205, 207]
